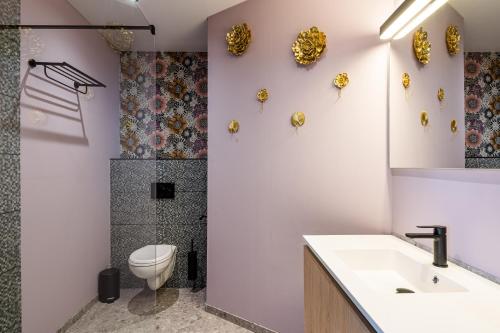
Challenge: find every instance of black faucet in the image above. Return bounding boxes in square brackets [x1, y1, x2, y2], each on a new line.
[405, 226, 448, 268]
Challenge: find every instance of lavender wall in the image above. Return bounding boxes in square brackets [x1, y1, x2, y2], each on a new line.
[207, 0, 392, 331]
[20, 0, 120, 332]
[390, 4, 465, 168]
[392, 169, 500, 280]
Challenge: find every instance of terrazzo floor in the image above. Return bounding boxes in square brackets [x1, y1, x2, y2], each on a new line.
[65, 288, 251, 333]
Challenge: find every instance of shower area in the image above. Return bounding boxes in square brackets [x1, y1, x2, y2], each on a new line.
[0, 0, 215, 332]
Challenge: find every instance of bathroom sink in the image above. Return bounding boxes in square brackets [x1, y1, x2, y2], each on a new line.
[335, 249, 468, 294]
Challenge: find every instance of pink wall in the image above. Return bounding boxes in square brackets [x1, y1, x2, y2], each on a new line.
[20, 0, 120, 332]
[392, 169, 500, 280]
[207, 0, 392, 331]
[390, 4, 465, 168]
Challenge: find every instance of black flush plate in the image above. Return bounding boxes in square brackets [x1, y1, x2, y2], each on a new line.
[151, 183, 175, 199]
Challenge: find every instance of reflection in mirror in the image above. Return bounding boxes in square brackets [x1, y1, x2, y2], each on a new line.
[387, 0, 500, 169]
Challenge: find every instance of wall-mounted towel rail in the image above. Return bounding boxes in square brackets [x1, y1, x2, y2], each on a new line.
[28, 59, 106, 94]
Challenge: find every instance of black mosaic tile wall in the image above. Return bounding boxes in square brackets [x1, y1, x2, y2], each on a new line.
[110, 159, 207, 289]
[0, 0, 21, 331]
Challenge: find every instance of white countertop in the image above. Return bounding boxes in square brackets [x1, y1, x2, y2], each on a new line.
[304, 235, 500, 333]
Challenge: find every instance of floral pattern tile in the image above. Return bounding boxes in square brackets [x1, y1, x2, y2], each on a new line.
[465, 52, 500, 158]
[120, 52, 208, 159]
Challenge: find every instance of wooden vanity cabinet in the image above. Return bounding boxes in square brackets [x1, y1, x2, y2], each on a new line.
[304, 246, 376, 333]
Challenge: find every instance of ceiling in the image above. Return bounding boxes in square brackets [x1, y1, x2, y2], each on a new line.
[449, 0, 500, 51]
[67, 0, 247, 51]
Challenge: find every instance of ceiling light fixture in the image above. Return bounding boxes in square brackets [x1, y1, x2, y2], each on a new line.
[380, 0, 448, 40]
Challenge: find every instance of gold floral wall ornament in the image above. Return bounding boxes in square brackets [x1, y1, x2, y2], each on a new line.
[450, 119, 458, 133]
[291, 26, 327, 65]
[420, 111, 429, 127]
[402, 73, 411, 89]
[257, 88, 269, 112]
[226, 23, 252, 56]
[437, 88, 445, 102]
[333, 73, 349, 97]
[446, 25, 461, 56]
[291, 112, 306, 128]
[413, 27, 431, 65]
[228, 120, 240, 134]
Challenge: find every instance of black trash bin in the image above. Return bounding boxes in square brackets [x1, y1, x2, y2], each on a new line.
[98, 268, 120, 303]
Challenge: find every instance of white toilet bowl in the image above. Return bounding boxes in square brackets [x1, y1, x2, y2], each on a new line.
[128, 244, 177, 290]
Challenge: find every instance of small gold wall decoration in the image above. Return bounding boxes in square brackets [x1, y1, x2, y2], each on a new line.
[420, 111, 429, 127]
[291, 112, 306, 128]
[228, 120, 240, 134]
[292, 26, 327, 65]
[226, 23, 252, 56]
[257, 88, 269, 112]
[413, 27, 431, 65]
[437, 88, 445, 102]
[446, 25, 461, 56]
[402, 73, 411, 89]
[333, 73, 349, 97]
[450, 119, 458, 133]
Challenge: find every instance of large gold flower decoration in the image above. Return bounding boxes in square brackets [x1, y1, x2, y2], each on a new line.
[490, 96, 500, 116]
[491, 131, 500, 151]
[292, 26, 327, 65]
[413, 27, 431, 65]
[446, 25, 460, 56]
[333, 73, 349, 89]
[167, 114, 188, 134]
[226, 23, 252, 56]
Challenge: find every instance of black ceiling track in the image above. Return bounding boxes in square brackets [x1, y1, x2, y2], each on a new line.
[0, 24, 155, 35]
[28, 59, 106, 94]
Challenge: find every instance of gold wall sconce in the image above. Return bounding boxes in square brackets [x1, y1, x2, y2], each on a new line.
[228, 120, 240, 134]
[333, 73, 349, 97]
[257, 88, 269, 112]
[420, 111, 429, 127]
[450, 119, 458, 133]
[291, 112, 306, 128]
[437, 88, 445, 102]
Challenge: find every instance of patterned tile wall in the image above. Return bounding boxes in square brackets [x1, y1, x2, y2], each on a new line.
[110, 159, 207, 289]
[465, 52, 500, 168]
[0, 0, 21, 331]
[120, 52, 208, 159]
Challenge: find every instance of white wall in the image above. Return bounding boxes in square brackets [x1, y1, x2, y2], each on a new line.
[207, 0, 393, 331]
[20, 0, 120, 332]
[390, 4, 465, 168]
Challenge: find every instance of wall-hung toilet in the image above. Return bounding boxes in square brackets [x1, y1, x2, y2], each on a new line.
[128, 244, 177, 290]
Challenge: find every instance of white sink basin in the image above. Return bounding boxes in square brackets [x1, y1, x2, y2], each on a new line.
[335, 249, 468, 294]
[304, 235, 500, 333]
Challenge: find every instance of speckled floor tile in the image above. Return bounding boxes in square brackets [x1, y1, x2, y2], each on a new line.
[65, 289, 250, 333]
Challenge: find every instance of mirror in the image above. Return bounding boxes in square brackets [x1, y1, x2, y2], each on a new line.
[388, 0, 500, 169]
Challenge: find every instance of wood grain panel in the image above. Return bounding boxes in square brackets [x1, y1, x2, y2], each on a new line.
[304, 246, 375, 333]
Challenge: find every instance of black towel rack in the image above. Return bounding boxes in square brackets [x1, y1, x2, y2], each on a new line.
[28, 59, 106, 94]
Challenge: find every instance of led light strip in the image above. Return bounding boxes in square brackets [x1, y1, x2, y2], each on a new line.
[380, 0, 448, 40]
